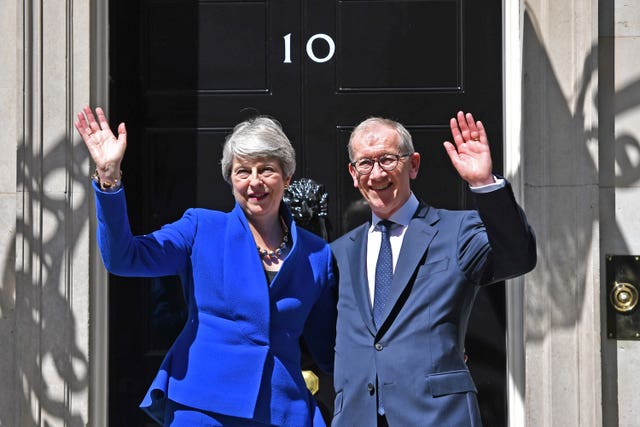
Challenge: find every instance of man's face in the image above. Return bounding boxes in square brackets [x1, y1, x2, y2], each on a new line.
[348, 124, 420, 219]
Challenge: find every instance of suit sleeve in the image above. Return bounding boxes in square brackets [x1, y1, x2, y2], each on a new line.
[301, 244, 338, 374]
[94, 182, 196, 277]
[473, 181, 537, 283]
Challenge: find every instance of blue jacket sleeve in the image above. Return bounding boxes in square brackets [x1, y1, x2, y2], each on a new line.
[474, 181, 537, 283]
[301, 244, 338, 374]
[93, 182, 196, 277]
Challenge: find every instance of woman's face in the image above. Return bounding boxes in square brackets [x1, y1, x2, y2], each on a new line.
[231, 156, 291, 222]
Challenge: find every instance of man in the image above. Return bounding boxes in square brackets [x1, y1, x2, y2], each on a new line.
[330, 111, 536, 426]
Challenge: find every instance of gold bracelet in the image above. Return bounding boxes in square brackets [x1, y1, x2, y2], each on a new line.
[91, 169, 123, 191]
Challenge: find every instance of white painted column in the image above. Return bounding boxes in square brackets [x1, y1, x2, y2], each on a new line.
[521, 0, 602, 426]
[0, 0, 20, 423]
[1, 0, 94, 425]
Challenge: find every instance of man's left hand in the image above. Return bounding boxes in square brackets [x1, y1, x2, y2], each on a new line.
[443, 111, 494, 187]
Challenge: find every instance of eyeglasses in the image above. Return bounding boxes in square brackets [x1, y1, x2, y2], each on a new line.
[350, 153, 411, 175]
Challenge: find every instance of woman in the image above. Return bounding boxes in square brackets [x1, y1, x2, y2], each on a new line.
[74, 106, 337, 426]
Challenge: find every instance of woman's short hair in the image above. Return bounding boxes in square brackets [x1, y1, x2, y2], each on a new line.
[347, 117, 414, 161]
[221, 116, 296, 183]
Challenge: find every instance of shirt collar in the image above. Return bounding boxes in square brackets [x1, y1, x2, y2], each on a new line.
[371, 192, 419, 228]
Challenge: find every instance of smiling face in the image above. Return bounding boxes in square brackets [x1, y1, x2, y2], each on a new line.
[348, 123, 420, 219]
[231, 156, 291, 222]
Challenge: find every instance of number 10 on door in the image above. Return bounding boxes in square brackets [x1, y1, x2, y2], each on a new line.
[283, 33, 336, 64]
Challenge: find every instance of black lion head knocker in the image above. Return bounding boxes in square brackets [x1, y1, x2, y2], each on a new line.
[283, 178, 329, 240]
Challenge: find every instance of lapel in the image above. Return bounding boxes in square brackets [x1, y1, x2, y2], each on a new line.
[267, 205, 299, 291]
[344, 223, 377, 335]
[223, 203, 270, 343]
[378, 202, 440, 329]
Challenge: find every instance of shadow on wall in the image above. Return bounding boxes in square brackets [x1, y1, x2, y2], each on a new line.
[522, 8, 640, 337]
[523, 4, 640, 425]
[0, 135, 91, 426]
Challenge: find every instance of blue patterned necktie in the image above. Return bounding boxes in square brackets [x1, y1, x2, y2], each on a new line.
[373, 220, 394, 328]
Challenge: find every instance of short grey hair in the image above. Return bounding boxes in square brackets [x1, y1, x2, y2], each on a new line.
[348, 117, 414, 161]
[221, 116, 296, 183]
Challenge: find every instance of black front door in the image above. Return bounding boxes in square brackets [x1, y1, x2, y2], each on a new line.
[109, 0, 505, 425]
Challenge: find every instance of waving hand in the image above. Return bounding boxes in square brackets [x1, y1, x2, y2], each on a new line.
[443, 111, 494, 187]
[74, 106, 126, 183]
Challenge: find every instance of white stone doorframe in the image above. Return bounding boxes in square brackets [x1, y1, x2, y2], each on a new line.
[91, 0, 110, 426]
[503, 1, 526, 426]
[87, 1, 527, 426]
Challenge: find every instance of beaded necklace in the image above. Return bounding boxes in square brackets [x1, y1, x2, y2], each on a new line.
[256, 217, 289, 259]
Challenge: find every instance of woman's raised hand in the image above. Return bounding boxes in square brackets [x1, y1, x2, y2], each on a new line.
[74, 106, 127, 181]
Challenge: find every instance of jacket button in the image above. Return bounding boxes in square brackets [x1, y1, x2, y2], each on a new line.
[367, 383, 375, 394]
[375, 343, 383, 351]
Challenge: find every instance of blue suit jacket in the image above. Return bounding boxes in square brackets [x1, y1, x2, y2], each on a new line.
[93, 184, 337, 426]
[330, 183, 536, 427]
